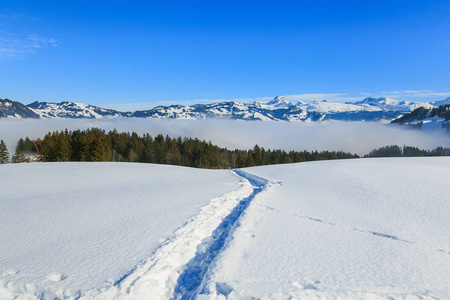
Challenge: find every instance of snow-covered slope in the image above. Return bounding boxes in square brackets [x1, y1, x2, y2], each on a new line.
[2, 159, 450, 299]
[27, 101, 127, 119]
[392, 104, 450, 132]
[200, 158, 450, 299]
[0, 163, 244, 299]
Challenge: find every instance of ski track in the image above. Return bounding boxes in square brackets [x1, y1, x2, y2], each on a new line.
[82, 169, 270, 300]
[171, 170, 269, 299]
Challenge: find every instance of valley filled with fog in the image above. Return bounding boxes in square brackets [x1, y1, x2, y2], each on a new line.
[1, 118, 448, 156]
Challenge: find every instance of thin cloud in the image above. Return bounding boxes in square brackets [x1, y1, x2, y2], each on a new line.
[380, 90, 450, 99]
[381, 90, 431, 95]
[178, 94, 362, 106]
[0, 15, 57, 61]
[283, 94, 365, 103]
[0, 34, 58, 61]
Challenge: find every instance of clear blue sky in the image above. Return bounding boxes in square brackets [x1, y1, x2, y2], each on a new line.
[1, 0, 449, 109]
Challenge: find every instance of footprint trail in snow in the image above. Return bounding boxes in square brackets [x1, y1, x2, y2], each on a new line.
[88, 169, 271, 300]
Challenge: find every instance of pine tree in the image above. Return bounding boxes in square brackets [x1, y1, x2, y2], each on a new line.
[12, 147, 26, 163]
[0, 140, 10, 164]
[252, 145, 262, 165]
[245, 152, 256, 167]
[166, 140, 182, 165]
[88, 128, 112, 161]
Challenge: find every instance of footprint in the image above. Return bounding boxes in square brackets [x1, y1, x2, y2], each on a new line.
[291, 280, 320, 290]
[353, 228, 414, 243]
[46, 273, 66, 282]
[215, 282, 233, 296]
[4, 269, 20, 275]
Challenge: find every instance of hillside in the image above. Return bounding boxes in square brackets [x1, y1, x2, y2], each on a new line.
[392, 104, 450, 124]
[0, 98, 39, 119]
[1, 159, 450, 299]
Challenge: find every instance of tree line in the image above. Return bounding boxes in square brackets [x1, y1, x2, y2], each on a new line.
[2, 128, 358, 168]
[3, 129, 450, 167]
[365, 145, 450, 157]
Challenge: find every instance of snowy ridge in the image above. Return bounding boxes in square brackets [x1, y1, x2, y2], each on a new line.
[391, 103, 450, 132]
[27, 101, 126, 119]
[132, 98, 325, 122]
[0, 98, 39, 119]
[3, 95, 448, 121]
[296, 97, 440, 121]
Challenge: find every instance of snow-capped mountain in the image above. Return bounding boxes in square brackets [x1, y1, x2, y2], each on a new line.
[0, 98, 39, 119]
[132, 97, 325, 121]
[264, 95, 296, 109]
[25, 96, 326, 122]
[391, 103, 450, 132]
[1, 96, 449, 122]
[296, 97, 437, 121]
[27, 101, 127, 119]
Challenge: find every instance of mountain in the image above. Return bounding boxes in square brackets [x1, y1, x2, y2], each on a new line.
[296, 97, 435, 121]
[1, 96, 448, 122]
[27, 101, 127, 119]
[0, 98, 39, 119]
[132, 98, 325, 121]
[391, 104, 450, 132]
[25, 96, 326, 122]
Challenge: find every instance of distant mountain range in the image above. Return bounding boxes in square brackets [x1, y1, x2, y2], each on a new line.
[1, 96, 450, 122]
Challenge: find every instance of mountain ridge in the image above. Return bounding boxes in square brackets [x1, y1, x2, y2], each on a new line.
[2, 96, 449, 122]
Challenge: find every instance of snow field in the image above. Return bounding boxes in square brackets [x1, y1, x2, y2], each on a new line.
[199, 158, 450, 299]
[0, 163, 245, 299]
[2, 158, 450, 299]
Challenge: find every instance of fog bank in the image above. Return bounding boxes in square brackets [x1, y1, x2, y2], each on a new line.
[0, 118, 448, 156]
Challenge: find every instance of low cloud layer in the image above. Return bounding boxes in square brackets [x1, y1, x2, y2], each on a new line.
[0, 118, 448, 156]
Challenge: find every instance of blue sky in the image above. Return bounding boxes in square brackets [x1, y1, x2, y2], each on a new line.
[1, 0, 449, 109]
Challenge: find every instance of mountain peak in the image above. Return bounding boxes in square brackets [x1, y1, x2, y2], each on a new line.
[266, 96, 293, 108]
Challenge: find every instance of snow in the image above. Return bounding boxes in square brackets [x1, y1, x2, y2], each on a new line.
[431, 97, 450, 107]
[264, 96, 294, 109]
[351, 97, 434, 112]
[27, 102, 123, 119]
[2, 158, 450, 299]
[297, 100, 382, 113]
[200, 158, 450, 299]
[0, 163, 244, 299]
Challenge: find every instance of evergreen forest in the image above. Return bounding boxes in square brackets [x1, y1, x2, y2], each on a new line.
[17, 128, 359, 168]
[3, 128, 449, 167]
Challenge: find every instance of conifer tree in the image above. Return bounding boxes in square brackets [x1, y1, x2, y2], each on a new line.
[12, 147, 26, 163]
[166, 139, 182, 165]
[0, 140, 10, 164]
[245, 153, 256, 167]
